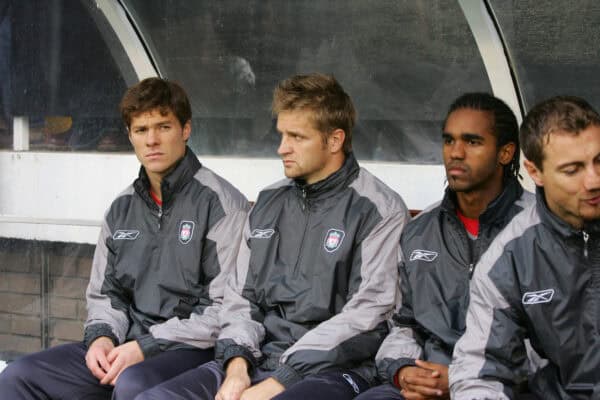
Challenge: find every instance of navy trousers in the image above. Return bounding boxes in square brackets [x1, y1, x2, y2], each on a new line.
[354, 382, 540, 400]
[136, 360, 370, 400]
[354, 383, 404, 399]
[0, 342, 214, 399]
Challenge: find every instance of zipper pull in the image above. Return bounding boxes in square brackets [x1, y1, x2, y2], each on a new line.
[469, 263, 474, 277]
[583, 231, 589, 258]
[158, 207, 163, 229]
[301, 188, 307, 211]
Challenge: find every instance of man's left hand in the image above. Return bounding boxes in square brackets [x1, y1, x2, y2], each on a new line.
[240, 378, 285, 400]
[100, 340, 145, 386]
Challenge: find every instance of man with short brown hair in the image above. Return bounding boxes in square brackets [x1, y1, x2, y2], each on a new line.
[451, 96, 600, 399]
[137, 73, 409, 400]
[0, 77, 249, 399]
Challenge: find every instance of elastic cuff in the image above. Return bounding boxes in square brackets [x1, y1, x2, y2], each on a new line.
[223, 344, 258, 374]
[271, 364, 303, 388]
[136, 333, 161, 358]
[83, 323, 118, 348]
[388, 358, 416, 387]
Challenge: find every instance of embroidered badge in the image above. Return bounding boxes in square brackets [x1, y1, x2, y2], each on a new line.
[250, 228, 275, 239]
[113, 230, 140, 240]
[179, 221, 195, 244]
[324, 229, 345, 253]
[522, 289, 554, 305]
[409, 249, 438, 262]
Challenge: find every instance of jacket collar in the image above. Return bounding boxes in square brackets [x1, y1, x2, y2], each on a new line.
[535, 186, 600, 237]
[293, 152, 360, 201]
[135, 146, 202, 209]
[441, 177, 524, 226]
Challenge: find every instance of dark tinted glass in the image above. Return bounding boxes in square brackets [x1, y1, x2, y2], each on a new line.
[124, 0, 491, 163]
[0, 0, 135, 151]
[490, 0, 600, 111]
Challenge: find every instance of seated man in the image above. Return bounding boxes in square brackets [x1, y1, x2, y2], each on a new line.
[0, 77, 249, 399]
[356, 93, 533, 400]
[450, 96, 600, 398]
[137, 73, 409, 400]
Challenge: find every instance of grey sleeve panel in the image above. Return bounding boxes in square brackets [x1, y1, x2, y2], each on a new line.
[278, 209, 407, 382]
[375, 254, 422, 383]
[516, 190, 535, 210]
[193, 167, 251, 213]
[216, 216, 266, 363]
[450, 206, 539, 400]
[375, 326, 422, 384]
[84, 208, 130, 346]
[148, 208, 248, 351]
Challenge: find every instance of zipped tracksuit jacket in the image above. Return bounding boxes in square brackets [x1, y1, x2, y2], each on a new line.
[215, 153, 409, 388]
[84, 148, 249, 357]
[450, 188, 600, 399]
[375, 178, 533, 385]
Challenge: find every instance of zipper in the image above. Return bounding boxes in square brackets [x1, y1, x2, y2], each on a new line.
[469, 235, 478, 279]
[157, 206, 163, 230]
[583, 231, 589, 259]
[451, 214, 476, 278]
[294, 189, 310, 276]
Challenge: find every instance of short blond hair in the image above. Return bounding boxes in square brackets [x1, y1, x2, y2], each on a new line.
[272, 73, 355, 154]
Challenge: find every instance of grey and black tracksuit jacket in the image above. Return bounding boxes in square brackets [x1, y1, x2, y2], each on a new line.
[451, 188, 600, 399]
[84, 148, 248, 358]
[215, 153, 409, 388]
[376, 178, 533, 385]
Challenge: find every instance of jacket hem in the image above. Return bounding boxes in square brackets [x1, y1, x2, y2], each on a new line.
[83, 323, 119, 348]
[136, 333, 162, 358]
[223, 344, 258, 374]
[272, 364, 303, 388]
[388, 358, 416, 387]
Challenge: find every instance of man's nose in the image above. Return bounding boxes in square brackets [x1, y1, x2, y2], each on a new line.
[145, 128, 159, 145]
[450, 141, 465, 159]
[583, 163, 600, 192]
[278, 136, 291, 155]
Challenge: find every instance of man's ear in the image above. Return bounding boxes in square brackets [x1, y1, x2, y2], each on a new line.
[524, 159, 544, 187]
[328, 129, 345, 153]
[182, 120, 192, 141]
[498, 142, 516, 166]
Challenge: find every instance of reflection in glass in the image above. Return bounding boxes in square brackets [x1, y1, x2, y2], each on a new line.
[3, 0, 135, 151]
[124, 0, 492, 163]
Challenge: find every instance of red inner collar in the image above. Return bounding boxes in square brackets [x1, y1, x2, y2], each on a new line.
[456, 208, 479, 237]
[150, 190, 163, 207]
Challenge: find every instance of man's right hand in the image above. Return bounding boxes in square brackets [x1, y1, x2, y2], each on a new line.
[396, 362, 448, 400]
[215, 357, 251, 400]
[85, 336, 115, 381]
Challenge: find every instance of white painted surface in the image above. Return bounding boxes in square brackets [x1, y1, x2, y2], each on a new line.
[95, 0, 157, 80]
[0, 151, 444, 243]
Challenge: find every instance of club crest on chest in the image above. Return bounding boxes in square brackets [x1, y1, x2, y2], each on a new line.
[179, 221, 195, 244]
[324, 229, 345, 253]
